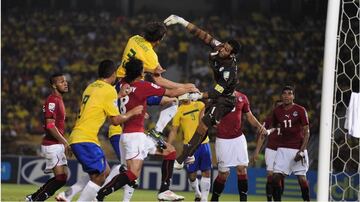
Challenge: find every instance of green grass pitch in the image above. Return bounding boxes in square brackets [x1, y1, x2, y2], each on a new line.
[1, 183, 303, 201]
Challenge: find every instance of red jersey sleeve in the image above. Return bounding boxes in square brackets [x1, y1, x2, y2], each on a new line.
[299, 107, 309, 126]
[139, 81, 166, 99]
[242, 95, 250, 113]
[44, 96, 57, 120]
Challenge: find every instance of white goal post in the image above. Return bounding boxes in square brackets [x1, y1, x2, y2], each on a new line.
[317, 0, 341, 200]
[318, 0, 359, 201]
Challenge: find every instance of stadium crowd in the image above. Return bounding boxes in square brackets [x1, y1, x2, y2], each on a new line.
[2, 9, 325, 163]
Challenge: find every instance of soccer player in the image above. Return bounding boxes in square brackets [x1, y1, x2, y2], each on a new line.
[252, 100, 283, 201]
[271, 86, 310, 202]
[169, 95, 212, 201]
[95, 57, 197, 201]
[164, 15, 266, 164]
[25, 73, 70, 201]
[115, 21, 197, 200]
[68, 59, 143, 201]
[210, 90, 267, 202]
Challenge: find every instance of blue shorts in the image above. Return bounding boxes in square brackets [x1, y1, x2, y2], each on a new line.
[186, 143, 212, 173]
[110, 135, 121, 161]
[146, 96, 163, 106]
[71, 143, 107, 174]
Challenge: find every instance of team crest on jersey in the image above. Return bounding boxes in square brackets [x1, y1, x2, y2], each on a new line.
[223, 71, 230, 81]
[293, 111, 298, 117]
[151, 83, 161, 89]
[238, 96, 243, 102]
[48, 103, 55, 112]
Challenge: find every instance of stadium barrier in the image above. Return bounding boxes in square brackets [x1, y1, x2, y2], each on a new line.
[2, 155, 336, 199]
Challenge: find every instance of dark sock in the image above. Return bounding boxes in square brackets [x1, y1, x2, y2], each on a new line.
[299, 179, 310, 201]
[281, 177, 285, 194]
[97, 170, 137, 201]
[237, 174, 248, 201]
[211, 176, 226, 201]
[272, 175, 283, 202]
[32, 174, 67, 201]
[176, 131, 206, 164]
[159, 151, 176, 193]
[266, 176, 273, 201]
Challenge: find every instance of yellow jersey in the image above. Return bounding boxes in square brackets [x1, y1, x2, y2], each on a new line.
[69, 80, 120, 145]
[108, 125, 122, 138]
[117, 35, 159, 78]
[172, 101, 209, 144]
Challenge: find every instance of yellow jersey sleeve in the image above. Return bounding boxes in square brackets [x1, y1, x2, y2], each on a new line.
[108, 125, 122, 138]
[117, 35, 159, 78]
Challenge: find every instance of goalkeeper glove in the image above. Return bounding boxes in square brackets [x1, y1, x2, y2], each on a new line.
[164, 15, 189, 27]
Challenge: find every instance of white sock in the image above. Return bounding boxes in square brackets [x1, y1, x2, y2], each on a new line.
[77, 180, 101, 202]
[200, 177, 211, 202]
[188, 178, 201, 198]
[64, 175, 89, 201]
[123, 184, 135, 202]
[155, 103, 178, 132]
[103, 164, 120, 186]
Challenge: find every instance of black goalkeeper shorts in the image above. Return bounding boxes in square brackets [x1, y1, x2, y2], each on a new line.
[202, 95, 236, 128]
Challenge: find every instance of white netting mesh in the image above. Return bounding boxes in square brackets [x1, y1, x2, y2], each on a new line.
[330, 0, 359, 201]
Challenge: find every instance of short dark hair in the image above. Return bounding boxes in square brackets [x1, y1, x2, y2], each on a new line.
[124, 57, 144, 83]
[98, 59, 116, 78]
[50, 73, 64, 85]
[282, 85, 295, 94]
[143, 22, 167, 42]
[227, 39, 241, 55]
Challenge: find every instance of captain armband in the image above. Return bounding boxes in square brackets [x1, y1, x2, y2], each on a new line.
[214, 84, 224, 93]
[46, 122, 56, 129]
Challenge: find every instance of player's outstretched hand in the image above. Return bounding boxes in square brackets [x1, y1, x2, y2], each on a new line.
[164, 15, 189, 27]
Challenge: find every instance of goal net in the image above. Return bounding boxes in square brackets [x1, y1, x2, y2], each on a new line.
[330, 0, 359, 201]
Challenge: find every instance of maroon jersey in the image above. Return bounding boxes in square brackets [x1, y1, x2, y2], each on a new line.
[42, 93, 66, 145]
[264, 116, 281, 150]
[121, 80, 165, 133]
[216, 91, 250, 139]
[272, 103, 309, 149]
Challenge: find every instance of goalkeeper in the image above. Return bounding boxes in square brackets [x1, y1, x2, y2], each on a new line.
[164, 15, 267, 164]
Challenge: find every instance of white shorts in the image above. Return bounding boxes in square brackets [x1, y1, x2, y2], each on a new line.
[215, 135, 248, 172]
[40, 144, 67, 173]
[120, 132, 157, 161]
[265, 148, 277, 171]
[273, 148, 309, 176]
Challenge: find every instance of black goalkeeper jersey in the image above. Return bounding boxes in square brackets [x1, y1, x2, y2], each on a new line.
[207, 53, 238, 99]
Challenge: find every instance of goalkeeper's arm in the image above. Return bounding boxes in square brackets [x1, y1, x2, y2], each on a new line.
[164, 15, 221, 48]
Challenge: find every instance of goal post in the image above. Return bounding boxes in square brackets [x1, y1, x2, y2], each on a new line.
[317, 0, 341, 201]
[318, 0, 360, 201]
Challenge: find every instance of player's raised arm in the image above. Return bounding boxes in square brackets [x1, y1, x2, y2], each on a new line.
[164, 14, 221, 48]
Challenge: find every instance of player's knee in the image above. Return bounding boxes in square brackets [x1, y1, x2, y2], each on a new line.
[202, 170, 211, 178]
[164, 150, 176, 160]
[236, 165, 247, 175]
[55, 174, 67, 184]
[217, 168, 230, 179]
